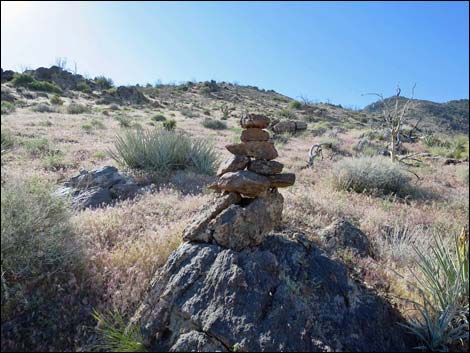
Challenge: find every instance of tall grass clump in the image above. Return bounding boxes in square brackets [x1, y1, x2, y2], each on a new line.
[110, 128, 217, 175]
[92, 309, 146, 352]
[1, 129, 15, 151]
[1, 179, 85, 351]
[202, 118, 227, 130]
[402, 229, 469, 351]
[332, 156, 411, 196]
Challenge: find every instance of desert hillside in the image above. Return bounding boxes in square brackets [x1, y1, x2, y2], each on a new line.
[1, 66, 469, 352]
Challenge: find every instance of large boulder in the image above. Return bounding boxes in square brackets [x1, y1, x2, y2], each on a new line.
[1, 68, 15, 83]
[56, 166, 142, 209]
[240, 128, 270, 142]
[134, 234, 413, 352]
[115, 86, 149, 105]
[240, 114, 270, 129]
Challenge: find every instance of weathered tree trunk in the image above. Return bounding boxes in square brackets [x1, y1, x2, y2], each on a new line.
[391, 131, 397, 162]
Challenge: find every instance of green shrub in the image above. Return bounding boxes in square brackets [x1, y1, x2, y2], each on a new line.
[202, 118, 227, 130]
[76, 81, 92, 93]
[1, 178, 84, 351]
[115, 115, 132, 128]
[42, 152, 67, 170]
[151, 114, 166, 122]
[23, 137, 50, 157]
[402, 230, 469, 351]
[11, 73, 35, 87]
[1, 101, 15, 114]
[332, 156, 411, 196]
[456, 165, 469, 185]
[278, 108, 296, 119]
[109, 128, 217, 175]
[163, 119, 177, 131]
[81, 123, 93, 132]
[289, 100, 302, 109]
[28, 80, 61, 93]
[94, 76, 114, 90]
[1, 129, 15, 151]
[66, 103, 88, 114]
[50, 94, 63, 105]
[93, 310, 146, 352]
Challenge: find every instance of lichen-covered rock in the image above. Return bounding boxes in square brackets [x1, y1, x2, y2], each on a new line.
[217, 170, 270, 197]
[319, 218, 372, 257]
[134, 234, 413, 352]
[240, 114, 270, 129]
[240, 128, 270, 142]
[272, 120, 296, 134]
[216, 155, 250, 177]
[248, 160, 284, 175]
[225, 142, 278, 161]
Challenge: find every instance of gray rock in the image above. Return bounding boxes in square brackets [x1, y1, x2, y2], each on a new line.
[72, 187, 113, 209]
[134, 235, 413, 352]
[217, 155, 250, 177]
[67, 166, 126, 189]
[116, 86, 149, 105]
[210, 189, 284, 250]
[319, 218, 372, 257]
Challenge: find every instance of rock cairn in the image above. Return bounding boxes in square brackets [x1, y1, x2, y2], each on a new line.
[183, 113, 295, 251]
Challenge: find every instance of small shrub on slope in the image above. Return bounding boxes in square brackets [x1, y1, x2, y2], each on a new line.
[332, 156, 411, 196]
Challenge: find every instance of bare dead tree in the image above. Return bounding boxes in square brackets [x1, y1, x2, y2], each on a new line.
[362, 83, 416, 162]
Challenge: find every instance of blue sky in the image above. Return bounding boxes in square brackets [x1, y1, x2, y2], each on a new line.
[1, 1, 469, 107]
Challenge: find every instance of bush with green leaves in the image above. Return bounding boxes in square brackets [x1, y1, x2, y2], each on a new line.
[202, 118, 227, 130]
[115, 114, 132, 127]
[94, 76, 114, 90]
[11, 73, 61, 93]
[11, 73, 35, 87]
[332, 156, 412, 196]
[66, 103, 89, 114]
[1, 179, 84, 350]
[151, 114, 166, 122]
[23, 137, 50, 157]
[289, 100, 302, 109]
[75, 81, 92, 93]
[1, 129, 15, 151]
[50, 94, 63, 105]
[163, 119, 177, 131]
[1, 101, 15, 114]
[402, 230, 469, 351]
[28, 80, 61, 93]
[110, 128, 217, 175]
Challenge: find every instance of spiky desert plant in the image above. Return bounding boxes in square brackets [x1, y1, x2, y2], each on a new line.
[403, 229, 469, 351]
[92, 309, 146, 352]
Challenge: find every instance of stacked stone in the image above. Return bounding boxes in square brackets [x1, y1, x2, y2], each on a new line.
[182, 114, 295, 251]
[215, 113, 295, 196]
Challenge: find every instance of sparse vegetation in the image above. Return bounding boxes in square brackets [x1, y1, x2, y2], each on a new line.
[11, 73, 61, 93]
[1, 129, 15, 151]
[32, 103, 56, 113]
[109, 128, 217, 175]
[76, 81, 92, 93]
[94, 76, 114, 90]
[289, 100, 302, 109]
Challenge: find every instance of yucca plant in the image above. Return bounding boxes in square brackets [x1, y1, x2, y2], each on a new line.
[109, 128, 217, 175]
[403, 229, 469, 351]
[92, 309, 146, 352]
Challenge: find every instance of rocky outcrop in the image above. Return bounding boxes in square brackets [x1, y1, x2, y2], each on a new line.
[134, 234, 413, 352]
[54, 166, 143, 209]
[25, 66, 94, 91]
[115, 86, 149, 105]
[1, 68, 15, 83]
